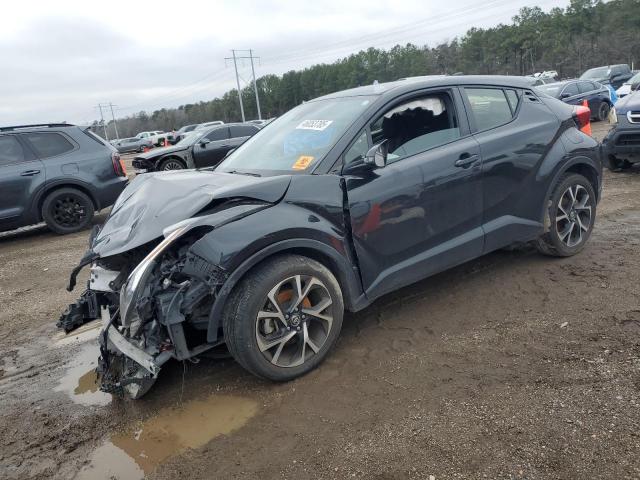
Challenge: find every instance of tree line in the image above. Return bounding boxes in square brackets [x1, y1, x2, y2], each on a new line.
[96, 0, 640, 139]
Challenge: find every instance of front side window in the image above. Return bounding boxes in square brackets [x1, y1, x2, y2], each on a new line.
[578, 81, 595, 94]
[0, 135, 26, 166]
[562, 83, 579, 97]
[205, 127, 229, 141]
[465, 88, 513, 131]
[343, 130, 369, 165]
[230, 125, 258, 138]
[370, 93, 460, 164]
[218, 96, 374, 174]
[23, 132, 74, 159]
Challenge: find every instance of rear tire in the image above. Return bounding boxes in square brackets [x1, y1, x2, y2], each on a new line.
[158, 157, 186, 171]
[597, 102, 610, 122]
[42, 188, 95, 234]
[223, 254, 344, 381]
[537, 173, 596, 257]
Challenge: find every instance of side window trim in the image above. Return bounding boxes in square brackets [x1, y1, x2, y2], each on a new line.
[462, 86, 519, 134]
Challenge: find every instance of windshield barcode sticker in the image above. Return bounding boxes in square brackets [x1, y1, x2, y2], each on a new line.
[296, 120, 333, 131]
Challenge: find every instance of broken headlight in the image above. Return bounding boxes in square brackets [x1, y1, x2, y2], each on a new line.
[119, 227, 187, 327]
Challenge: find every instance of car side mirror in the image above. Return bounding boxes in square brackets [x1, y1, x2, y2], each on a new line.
[364, 140, 388, 168]
[200, 138, 211, 147]
[560, 92, 571, 99]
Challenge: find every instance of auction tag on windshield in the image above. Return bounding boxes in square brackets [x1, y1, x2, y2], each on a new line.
[296, 120, 333, 131]
[292, 155, 315, 170]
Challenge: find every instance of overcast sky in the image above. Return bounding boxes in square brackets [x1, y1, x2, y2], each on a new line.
[1, 0, 570, 126]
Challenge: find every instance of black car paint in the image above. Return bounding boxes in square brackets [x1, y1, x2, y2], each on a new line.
[0, 126, 127, 232]
[132, 124, 258, 172]
[83, 76, 602, 347]
[539, 80, 612, 119]
[580, 64, 633, 90]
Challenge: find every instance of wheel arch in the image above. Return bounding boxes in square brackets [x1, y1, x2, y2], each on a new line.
[35, 182, 99, 222]
[206, 238, 366, 343]
[540, 157, 601, 225]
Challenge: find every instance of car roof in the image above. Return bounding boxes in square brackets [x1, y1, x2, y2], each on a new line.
[0, 123, 76, 133]
[312, 75, 535, 102]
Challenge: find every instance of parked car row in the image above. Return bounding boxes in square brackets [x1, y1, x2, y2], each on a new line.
[132, 123, 260, 172]
[536, 79, 613, 121]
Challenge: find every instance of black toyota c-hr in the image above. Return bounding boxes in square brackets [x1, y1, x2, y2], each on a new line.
[59, 76, 602, 398]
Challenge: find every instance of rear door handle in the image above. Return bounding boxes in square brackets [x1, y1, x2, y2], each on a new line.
[20, 169, 41, 176]
[454, 154, 479, 168]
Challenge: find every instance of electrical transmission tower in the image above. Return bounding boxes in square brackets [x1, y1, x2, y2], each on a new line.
[96, 103, 120, 140]
[225, 49, 262, 122]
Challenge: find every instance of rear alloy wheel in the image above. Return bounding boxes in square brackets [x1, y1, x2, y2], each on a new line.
[597, 102, 610, 122]
[158, 157, 185, 171]
[537, 173, 596, 257]
[223, 254, 344, 381]
[42, 188, 95, 234]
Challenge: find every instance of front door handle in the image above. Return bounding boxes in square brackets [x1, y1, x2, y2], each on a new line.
[454, 154, 479, 168]
[20, 169, 41, 176]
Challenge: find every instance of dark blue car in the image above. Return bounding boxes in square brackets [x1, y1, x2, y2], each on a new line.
[537, 80, 613, 122]
[603, 91, 640, 170]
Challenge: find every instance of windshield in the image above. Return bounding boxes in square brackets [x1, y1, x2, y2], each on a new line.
[581, 67, 610, 80]
[536, 83, 563, 96]
[218, 96, 374, 174]
[628, 72, 640, 85]
[177, 130, 205, 146]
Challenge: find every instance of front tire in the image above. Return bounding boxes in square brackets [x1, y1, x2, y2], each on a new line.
[223, 254, 344, 381]
[537, 173, 596, 257]
[158, 157, 186, 171]
[42, 188, 95, 234]
[607, 155, 633, 172]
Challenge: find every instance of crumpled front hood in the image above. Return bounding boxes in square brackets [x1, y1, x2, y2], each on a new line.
[135, 144, 189, 159]
[615, 90, 640, 114]
[92, 170, 291, 257]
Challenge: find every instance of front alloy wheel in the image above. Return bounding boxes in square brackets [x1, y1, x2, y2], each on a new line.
[224, 254, 344, 381]
[256, 275, 334, 368]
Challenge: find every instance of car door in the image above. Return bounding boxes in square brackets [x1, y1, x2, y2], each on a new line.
[192, 127, 230, 168]
[343, 88, 483, 300]
[0, 134, 45, 229]
[461, 86, 560, 252]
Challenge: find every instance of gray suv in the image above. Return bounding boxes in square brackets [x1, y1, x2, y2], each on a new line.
[0, 123, 128, 234]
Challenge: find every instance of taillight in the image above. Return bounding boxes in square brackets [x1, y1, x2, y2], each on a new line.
[574, 105, 592, 136]
[112, 152, 127, 177]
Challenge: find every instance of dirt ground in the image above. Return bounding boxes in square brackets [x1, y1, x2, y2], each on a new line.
[1, 122, 640, 480]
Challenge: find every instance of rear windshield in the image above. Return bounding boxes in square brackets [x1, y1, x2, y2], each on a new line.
[536, 83, 563, 96]
[83, 128, 108, 146]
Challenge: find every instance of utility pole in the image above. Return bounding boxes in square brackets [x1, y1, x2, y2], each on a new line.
[249, 49, 262, 120]
[96, 104, 109, 141]
[228, 50, 246, 122]
[108, 103, 120, 140]
[225, 49, 262, 121]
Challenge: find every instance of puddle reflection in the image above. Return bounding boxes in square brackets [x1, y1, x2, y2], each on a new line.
[77, 394, 258, 478]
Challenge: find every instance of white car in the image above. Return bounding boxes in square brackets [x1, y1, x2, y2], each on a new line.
[135, 130, 170, 146]
[616, 71, 640, 98]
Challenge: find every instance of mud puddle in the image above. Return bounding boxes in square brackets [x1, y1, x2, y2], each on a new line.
[54, 342, 112, 406]
[76, 394, 259, 479]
